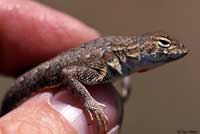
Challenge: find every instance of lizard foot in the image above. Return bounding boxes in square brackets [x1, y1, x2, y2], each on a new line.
[84, 98, 108, 134]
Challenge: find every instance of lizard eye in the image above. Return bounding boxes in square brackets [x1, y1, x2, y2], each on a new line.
[158, 38, 171, 48]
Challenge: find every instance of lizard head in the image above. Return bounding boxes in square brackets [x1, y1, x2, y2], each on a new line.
[134, 32, 188, 72]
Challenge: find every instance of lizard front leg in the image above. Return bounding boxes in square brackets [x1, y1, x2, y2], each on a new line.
[118, 76, 132, 102]
[61, 66, 108, 134]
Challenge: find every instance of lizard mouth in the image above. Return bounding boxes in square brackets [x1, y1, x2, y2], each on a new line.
[168, 48, 189, 60]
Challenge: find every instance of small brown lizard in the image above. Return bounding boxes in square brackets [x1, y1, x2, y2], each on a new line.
[0, 32, 188, 133]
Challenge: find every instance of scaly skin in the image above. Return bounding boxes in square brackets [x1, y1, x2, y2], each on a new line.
[1, 32, 188, 134]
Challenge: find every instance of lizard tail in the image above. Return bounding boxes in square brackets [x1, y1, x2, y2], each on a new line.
[0, 71, 62, 116]
[0, 73, 48, 116]
[0, 82, 31, 116]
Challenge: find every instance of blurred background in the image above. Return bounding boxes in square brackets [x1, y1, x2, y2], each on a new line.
[0, 0, 199, 133]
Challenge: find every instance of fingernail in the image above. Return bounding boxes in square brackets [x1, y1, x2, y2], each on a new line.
[31, 92, 53, 100]
[50, 91, 89, 134]
[107, 125, 120, 134]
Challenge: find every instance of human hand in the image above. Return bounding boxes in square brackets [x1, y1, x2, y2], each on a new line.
[0, 0, 123, 134]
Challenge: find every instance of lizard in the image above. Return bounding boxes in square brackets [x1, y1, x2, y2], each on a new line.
[0, 31, 188, 134]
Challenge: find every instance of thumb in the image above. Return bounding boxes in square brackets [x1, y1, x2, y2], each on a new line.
[0, 92, 77, 134]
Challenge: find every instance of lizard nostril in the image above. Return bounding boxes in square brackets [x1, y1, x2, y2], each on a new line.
[180, 43, 189, 54]
[180, 43, 186, 49]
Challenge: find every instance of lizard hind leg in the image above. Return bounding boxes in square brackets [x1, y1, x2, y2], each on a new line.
[61, 66, 108, 133]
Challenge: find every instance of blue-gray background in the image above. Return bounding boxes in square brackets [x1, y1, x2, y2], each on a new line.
[0, 0, 197, 133]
